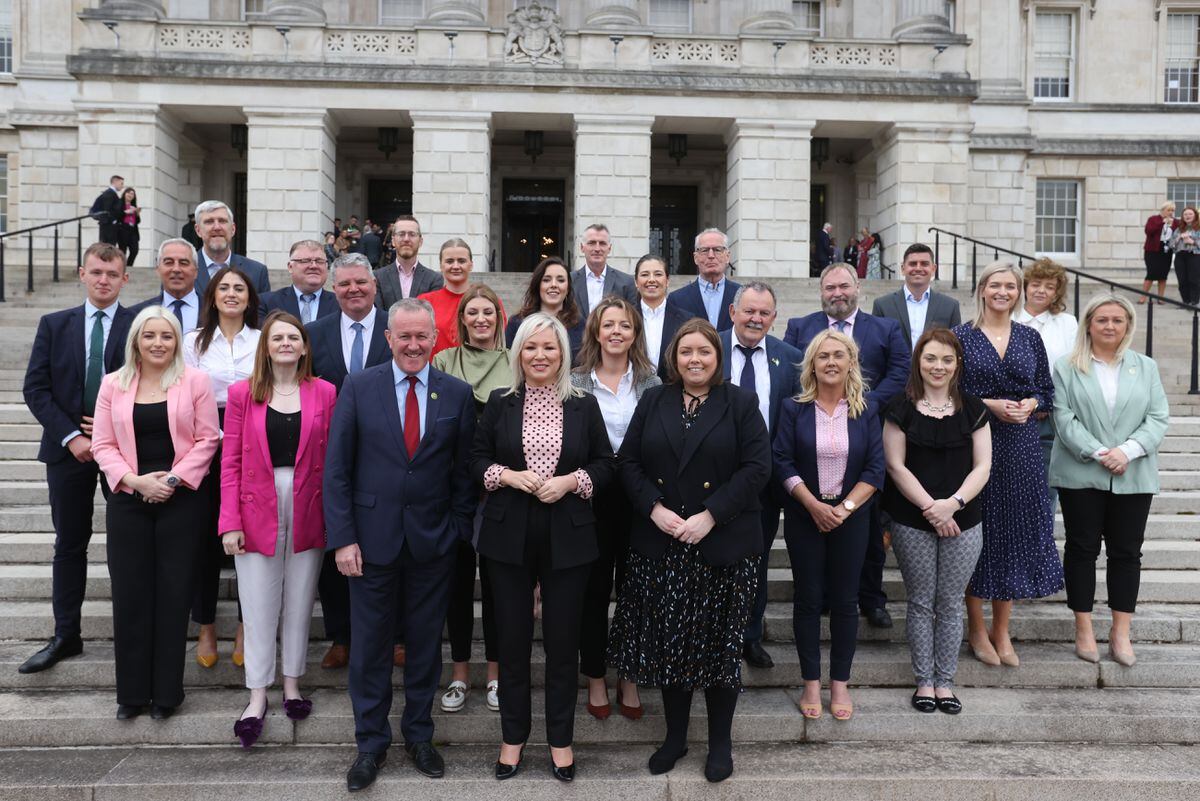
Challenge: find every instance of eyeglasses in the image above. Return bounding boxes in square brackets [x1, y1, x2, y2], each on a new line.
[290, 258, 328, 266]
[695, 246, 728, 255]
[394, 231, 421, 240]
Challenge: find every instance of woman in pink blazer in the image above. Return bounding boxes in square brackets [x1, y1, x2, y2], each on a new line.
[91, 306, 220, 721]
[218, 311, 337, 748]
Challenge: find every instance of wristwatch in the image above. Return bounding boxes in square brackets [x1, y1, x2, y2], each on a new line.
[841, 499, 857, 513]
[953, 494, 966, 509]
[165, 474, 180, 488]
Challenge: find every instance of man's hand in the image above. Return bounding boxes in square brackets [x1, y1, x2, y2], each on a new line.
[335, 543, 364, 577]
[67, 436, 94, 463]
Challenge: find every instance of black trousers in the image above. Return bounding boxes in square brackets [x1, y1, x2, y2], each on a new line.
[318, 555, 406, 647]
[1058, 488, 1153, 614]
[118, 226, 139, 267]
[106, 486, 206, 707]
[744, 496, 780, 644]
[47, 456, 107, 640]
[579, 483, 632, 678]
[446, 540, 498, 663]
[489, 505, 590, 748]
[1176, 252, 1200, 305]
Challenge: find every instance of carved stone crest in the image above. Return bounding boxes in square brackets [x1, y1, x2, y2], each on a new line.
[504, 2, 564, 66]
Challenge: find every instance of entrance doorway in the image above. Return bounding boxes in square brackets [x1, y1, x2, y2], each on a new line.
[809, 183, 828, 277]
[234, 172, 247, 255]
[367, 179, 413, 228]
[649, 184, 699, 275]
[502, 179, 565, 272]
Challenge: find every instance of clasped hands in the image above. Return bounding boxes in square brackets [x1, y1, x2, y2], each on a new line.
[499, 468, 576, 504]
[984, 397, 1038, 425]
[921, 498, 962, 538]
[127, 471, 175, 504]
[650, 502, 715, 545]
[1095, 447, 1130, 476]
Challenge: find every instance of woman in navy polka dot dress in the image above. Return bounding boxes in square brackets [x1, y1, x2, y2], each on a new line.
[953, 261, 1064, 668]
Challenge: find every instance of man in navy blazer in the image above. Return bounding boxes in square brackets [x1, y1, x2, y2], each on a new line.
[666, 227, 741, 331]
[20, 243, 134, 674]
[324, 298, 476, 790]
[131, 239, 203, 334]
[816, 223, 835, 271]
[720, 281, 802, 669]
[782, 262, 910, 629]
[191, 200, 271, 296]
[259, 239, 338, 325]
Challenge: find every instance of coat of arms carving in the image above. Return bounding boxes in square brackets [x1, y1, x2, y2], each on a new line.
[504, 2, 565, 65]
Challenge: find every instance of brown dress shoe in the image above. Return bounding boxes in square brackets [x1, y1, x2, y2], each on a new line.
[321, 643, 349, 669]
[393, 644, 406, 668]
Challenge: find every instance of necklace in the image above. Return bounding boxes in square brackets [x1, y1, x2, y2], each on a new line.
[273, 384, 299, 397]
[920, 398, 953, 414]
[683, 390, 709, 416]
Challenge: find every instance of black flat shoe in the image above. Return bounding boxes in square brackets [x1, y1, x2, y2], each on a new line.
[862, 607, 894, 629]
[936, 694, 963, 715]
[742, 640, 774, 669]
[150, 704, 175, 720]
[911, 691, 937, 714]
[116, 704, 143, 720]
[648, 745, 688, 775]
[550, 759, 575, 782]
[495, 744, 525, 780]
[704, 752, 733, 783]
[18, 636, 83, 674]
[405, 741, 445, 778]
[347, 751, 386, 792]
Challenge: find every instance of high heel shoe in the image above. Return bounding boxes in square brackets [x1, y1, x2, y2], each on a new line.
[495, 744, 524, 780]
[550, 750, 575, 782]
[586, 689, 611, 720]
[971, 642, 1001, 666]
[1109, 644, 1137, 667]
[1074, 643, 1100, 664]
[196, 626, 218, 669]
[617, 685, 644, 721]
[799, 699, 822, 720]
[234, 700, 268, 749]
[996, 647, 1020, 667]
[829, 702, 854, 721]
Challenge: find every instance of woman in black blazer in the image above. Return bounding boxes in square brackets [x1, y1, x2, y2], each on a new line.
[470, 312, 615, 782]
[607, 318, 770, 784]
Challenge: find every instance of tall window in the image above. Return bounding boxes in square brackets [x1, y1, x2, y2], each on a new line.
[648, 0, 691, 32]
[1168, 180, 1200, 210]
[380, 0, 425, 25]
[242, 0, 266, 16]
[1165, 13, 1200, 104]
[1033, 11, 1075, 100]
[793, 1, 821, 34]
[0, 0, 12, 74]
[0, 159, 8, 233]
[1036, 180, 1080, 256]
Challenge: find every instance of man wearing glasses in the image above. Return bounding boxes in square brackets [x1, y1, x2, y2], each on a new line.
[374, 216, 444, 310]
[666, 227, 742, 331]
[261, 239, 338, 325]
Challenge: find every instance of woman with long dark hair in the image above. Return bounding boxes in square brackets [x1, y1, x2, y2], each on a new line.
[505, 257, 585, 363]
[118, 188, 141, 267]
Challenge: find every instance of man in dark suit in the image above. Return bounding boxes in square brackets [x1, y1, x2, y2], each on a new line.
[374, 215, 443, 310]
[260, 239, 338, 325]
[180, 212, 203, 250]
[132, 239, 202, 333]
[634, 255, 690, 379]
[89, 176, 125, 246]
[325, 298, 476, 789]
[666, 227, 741, 331]
[816, 223, 836, 271]
[20, 243, 135, 673]
[871, 242, 962, 349]
[572, 223, 639, 318]
[783, 262, 910, 629]
[359, 223, 384, 267]
[192, 200, 271, 297]
[719, 281, 802, 669]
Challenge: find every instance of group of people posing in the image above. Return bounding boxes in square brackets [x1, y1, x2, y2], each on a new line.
[21, 206, 1170, 791]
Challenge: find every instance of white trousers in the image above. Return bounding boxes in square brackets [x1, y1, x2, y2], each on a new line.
[234, 467, 323, 689]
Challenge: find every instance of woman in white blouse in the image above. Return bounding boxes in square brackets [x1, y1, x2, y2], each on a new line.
[183, 266, 262, 669]
[569, 297, 660, 721]
[1013, 258, 1078, 510]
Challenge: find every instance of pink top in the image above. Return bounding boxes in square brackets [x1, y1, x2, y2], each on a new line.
[815, 399, 850, 497]
[826, 308, 858, 335]
[482, 385, 594, 497]
[397, 262, 415, 298]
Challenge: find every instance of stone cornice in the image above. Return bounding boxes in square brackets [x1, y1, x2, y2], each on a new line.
[1033, 139, 1200, 157]
[971, 134, 1036, 151]
[65, 54, 979, 99]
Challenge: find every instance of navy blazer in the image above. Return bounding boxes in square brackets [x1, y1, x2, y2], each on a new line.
[260, 286, 339, 324]
[719, 330, 802, 436]
[654, 302, 693, 380]
[772, 398, 886, 511]
[196, 252, 271, 297]
[666, 277, 741, 331]
[24, 303, 135, 464]
[782, 310, 911, 407]
[307, 311, 391, 394]
[323, 363, 477, 565]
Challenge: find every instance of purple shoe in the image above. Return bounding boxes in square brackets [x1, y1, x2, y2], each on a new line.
[284, 697, 313, 721]
[234, 700, 268, 749]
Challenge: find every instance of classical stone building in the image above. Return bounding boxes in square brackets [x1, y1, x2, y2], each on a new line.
[0, 0, 1198, 281]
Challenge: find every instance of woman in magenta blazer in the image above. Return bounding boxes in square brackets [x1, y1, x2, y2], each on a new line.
[91, 306, 221, 721]
[218, 311, 337, 748]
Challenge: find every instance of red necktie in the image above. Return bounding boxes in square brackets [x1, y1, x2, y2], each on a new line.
[404, 375, 420, 458]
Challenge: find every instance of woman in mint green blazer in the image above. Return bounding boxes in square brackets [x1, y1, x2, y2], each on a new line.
[1050, 293, 1169, 669]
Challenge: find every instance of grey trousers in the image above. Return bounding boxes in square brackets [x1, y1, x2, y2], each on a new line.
[891, 521, 983, 688]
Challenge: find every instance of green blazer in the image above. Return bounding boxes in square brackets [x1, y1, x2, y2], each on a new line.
[1049, 350, 1169, 494]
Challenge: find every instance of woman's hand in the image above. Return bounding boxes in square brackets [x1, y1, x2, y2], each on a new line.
[982, 398, 1032, 425]
[650, 502, 685, 537]
[1097, 447, 1130, 475]
[675, 510, 715, 546]
[500, 469, 543, 494]
[135, 471, 175, 503]
[222, 531, 246, 556]
[534, 474, 576, 504]
[805, 498, 843, 533]
[923, 498, 960, 529]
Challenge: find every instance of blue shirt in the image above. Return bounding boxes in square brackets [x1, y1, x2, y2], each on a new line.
[904, 285, 931, 348]
[82, 299, 116, 364]
[698, 275, 726, 328]
[292, 286, 325, 324]
[392, 361, 429, 441]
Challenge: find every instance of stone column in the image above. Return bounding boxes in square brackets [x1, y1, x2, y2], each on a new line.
[94, 0, 165, 18]
[263, 0, 326, 22]
[584, 0, 642, 28]
[572, 115, 653, 268]
[410, 112, 492, 266]
[739, 0, 797, 32]
[873, 123, 971, 278]
[725, 118, 814, 278]
[424, 0, 487, 25]
[244, 109, 337, 267]
[893, 0, 953, 39]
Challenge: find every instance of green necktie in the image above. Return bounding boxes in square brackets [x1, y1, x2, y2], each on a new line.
[83, 310, 105, 417]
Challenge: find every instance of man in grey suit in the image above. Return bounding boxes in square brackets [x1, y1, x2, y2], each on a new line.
[572, 223, 638, 318]
[373, 215, 443, 312]
[871, 243, 961, 348]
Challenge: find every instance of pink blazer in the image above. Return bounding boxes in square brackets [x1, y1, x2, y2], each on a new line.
[218, 378, 337, 556]
[91, 366, 221, 494]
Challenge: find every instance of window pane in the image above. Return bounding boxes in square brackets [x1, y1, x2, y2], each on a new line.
[1165, 14, 1200, 103]
[1168, 180, 1200, 210]
[381, 0, 424, 24]
[242, 0, 266, 15]
[1034, 12, 1073, 99]
[793, 1, 821, 34]
[0, 0, 11, 74]
[649, 0, 691, 32]
[1036, 180, 1079, 254]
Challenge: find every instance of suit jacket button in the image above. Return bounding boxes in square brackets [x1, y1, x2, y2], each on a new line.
[248, 470, 254, 478]
[703, 481, 711, 489]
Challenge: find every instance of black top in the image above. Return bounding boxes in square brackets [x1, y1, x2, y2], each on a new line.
[882, 394, 989, 533]
[266, 406, 302, 468]
[132, 401, 174, 474]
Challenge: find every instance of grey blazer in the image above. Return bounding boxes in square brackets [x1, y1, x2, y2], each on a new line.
[570, 369, 661, 401]
[373, 261, 444, 312]
[572, 265, 640, 319]
[871, 287, 962, 345]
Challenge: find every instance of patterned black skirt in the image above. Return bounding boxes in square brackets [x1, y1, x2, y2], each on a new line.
[607, 539, 759, 690]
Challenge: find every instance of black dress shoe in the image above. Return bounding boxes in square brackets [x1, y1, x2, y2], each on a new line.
[150, 704, 175, 720]
[404, 741, 445, 778]
[550, 759, 575, 782]
[742, 640, 774, 669]
[18, 636, 83, 674]
[347, 752, 386, 792]
[116, 704, 143, 720]
[495, 744, 525, 780]
[862, 607, 894, 629]
[648, 745, 688, 775]
[704, 752, 733, 783]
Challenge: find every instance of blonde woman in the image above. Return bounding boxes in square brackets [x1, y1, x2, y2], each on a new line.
[772, 329, 884, 722]
[1142, 201, 1179, 303]
[953, 262, 1062, 667]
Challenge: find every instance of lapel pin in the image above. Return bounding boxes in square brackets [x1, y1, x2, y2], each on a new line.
[771, 357, 780, 367]
[430, 392, 439, 400]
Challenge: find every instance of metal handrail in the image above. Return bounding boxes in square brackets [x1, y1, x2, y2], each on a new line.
[928, 226, 1200, 395]
[0, 212, 110, 302]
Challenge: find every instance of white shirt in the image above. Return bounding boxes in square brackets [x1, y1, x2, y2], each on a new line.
[641, 300, 666, 370]
[183, 325, 261, 407]
[586, 265, 607, 312]
[64, 300, 120, 446]
[162, 289, 201, 334]
[1014, 308, 1079, 371]
[590, 364, 638, 451]
[904, 285, 931, 349]
[729, 336, 771, 433]
[340, 307, 378, 372]
[1089, 355, 1147, 463]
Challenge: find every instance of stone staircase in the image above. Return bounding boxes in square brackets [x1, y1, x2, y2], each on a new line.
[2, 266, 1200, 797]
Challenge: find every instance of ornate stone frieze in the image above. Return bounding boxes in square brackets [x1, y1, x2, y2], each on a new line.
[325, 30, 417, 57]
[504, 2, 565, 66]
[811, 43, 898, 70]
[1032, 138, 1200, 157]
[650, 38, 741, 66]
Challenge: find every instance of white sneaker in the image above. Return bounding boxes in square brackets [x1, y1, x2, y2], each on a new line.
[486, 679, 500, 712]
[440, 680, 469, 713]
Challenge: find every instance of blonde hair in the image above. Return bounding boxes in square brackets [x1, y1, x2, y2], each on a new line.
[1067, 293, 1138, 374]
[972, 261, 1023, 327]
[1161, 201, 1177, 215]
[795, 329, 867, 418]
[506, 312, 582, 403]
[113, 306, 187, 392]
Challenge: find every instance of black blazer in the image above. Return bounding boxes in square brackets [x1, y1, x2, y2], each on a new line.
[308, 310, 391, 393]
[470, 387, 616, 570]
[260, 286, 339, 323]
[195, 252, 271, 297]
[24, 303, 135, 464]
[90, 188, 123, 244]
[618, 382, 771, 566]
[666, 278, 741, 331]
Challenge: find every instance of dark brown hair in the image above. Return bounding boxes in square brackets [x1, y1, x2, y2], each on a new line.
[518, 257, 580, 329]
[662, 317, 724, 387]
[1023, 258, 1069, 315]
[573, 296, 655, 384]
[905, 327, 964, 408]
[249, 311, 315, 403]
[194, 266, 260, 357]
